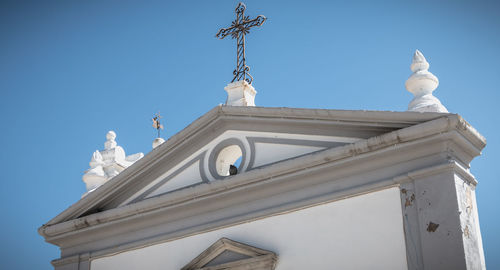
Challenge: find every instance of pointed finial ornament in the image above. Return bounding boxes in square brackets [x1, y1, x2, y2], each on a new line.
[104, 131, 117, 150]
[405, 50, 448, 113]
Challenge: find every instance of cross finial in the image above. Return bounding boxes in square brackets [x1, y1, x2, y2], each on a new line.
[152, 112, 164, 138]
[216, 2, 266, 84]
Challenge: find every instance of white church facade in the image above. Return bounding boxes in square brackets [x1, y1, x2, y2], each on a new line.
[39, 87, 487, 269]
[39, 4, 486, 270]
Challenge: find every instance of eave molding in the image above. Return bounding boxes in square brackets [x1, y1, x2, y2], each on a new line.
[42, 107, 452, 226]
[39, 114, 483, 245]
[38, 109, 487, 267]
[40, 114, 483, 235]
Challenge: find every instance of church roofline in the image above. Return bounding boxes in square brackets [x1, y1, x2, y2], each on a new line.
[39, 106, 485, 247]
[42, 106, 454, 226]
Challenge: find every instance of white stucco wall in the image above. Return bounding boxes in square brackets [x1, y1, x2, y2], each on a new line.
[91, 187, 407, 270]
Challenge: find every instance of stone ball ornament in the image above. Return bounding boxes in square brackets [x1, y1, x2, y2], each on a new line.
[106, 130, 117, 141]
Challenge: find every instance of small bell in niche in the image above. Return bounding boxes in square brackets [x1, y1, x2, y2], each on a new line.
[229, 164, 238, 176]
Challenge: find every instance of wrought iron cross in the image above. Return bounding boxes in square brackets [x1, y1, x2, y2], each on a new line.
[216, 2, 266, 84]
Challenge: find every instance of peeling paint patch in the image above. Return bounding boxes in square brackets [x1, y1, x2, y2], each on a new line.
[405, 198, 411, 207]
[465, 187, 473, 215]
[402, 189, 416, 208]
[427, 222, 439, 232]
[464, 225, 470, 238]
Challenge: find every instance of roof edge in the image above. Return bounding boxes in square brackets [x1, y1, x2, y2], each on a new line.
[39, 113, 485, 240]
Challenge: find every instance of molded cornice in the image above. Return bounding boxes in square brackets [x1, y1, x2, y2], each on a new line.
[39, 107, 485, 259]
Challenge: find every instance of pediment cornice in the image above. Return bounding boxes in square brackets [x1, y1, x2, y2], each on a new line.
[39, 107, 485, 254]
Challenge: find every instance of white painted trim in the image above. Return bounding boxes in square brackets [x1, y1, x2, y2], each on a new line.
[42, 106, 459, 226]
[394, 159, 477, 186]
[38, 107, 486, 269]
[40, 114, 484, 240]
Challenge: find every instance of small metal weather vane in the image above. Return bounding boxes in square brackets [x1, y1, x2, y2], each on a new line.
[152, 112, 164, 138]
[216, 2, 266, 84]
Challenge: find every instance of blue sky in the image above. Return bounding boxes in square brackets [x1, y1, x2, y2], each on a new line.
[1, 0, 499, 269]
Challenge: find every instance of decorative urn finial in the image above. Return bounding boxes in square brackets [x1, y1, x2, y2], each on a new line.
[104, 131, 117, 150]
[82, 131, 144, 197]
[82, 150, 106, 196]
[405, 50, 448, 113]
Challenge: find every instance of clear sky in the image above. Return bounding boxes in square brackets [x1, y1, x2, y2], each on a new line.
[1, 0, 499, 269]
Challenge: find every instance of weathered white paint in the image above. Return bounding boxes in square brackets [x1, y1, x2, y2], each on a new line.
[406, 50, 448, 113]
[40, 107, 486, 270]
[455, 174, 486, 269]
[224, 80, 257, 106]
[397, 162, 486, 270]
[91, 187, 408, 270]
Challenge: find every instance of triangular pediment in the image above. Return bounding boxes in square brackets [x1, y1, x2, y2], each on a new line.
[122, 132, 351, 206]
[44, 106, 448, 225]
[181, 238, 277, 270]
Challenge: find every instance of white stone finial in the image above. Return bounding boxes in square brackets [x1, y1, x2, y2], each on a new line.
[82, 150, 106, 197]
[405, 50, 448, 113]
[89, 150, 104, 167]
[104, 130, 117, 150]
[106, 130, 116, 140]
[410, 49, 430, 73]
[82, 131, 144, 197]
[224, 80, 257, 106]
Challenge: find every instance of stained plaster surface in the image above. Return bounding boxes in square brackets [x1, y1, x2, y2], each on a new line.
[91, 187, 407, 270]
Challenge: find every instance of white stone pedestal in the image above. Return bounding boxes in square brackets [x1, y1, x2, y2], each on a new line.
[224, 80, 257, 106]
[152, 138, 165, 149]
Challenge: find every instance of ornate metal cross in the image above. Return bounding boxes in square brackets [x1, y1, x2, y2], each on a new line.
[216, 2, 266, 84]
